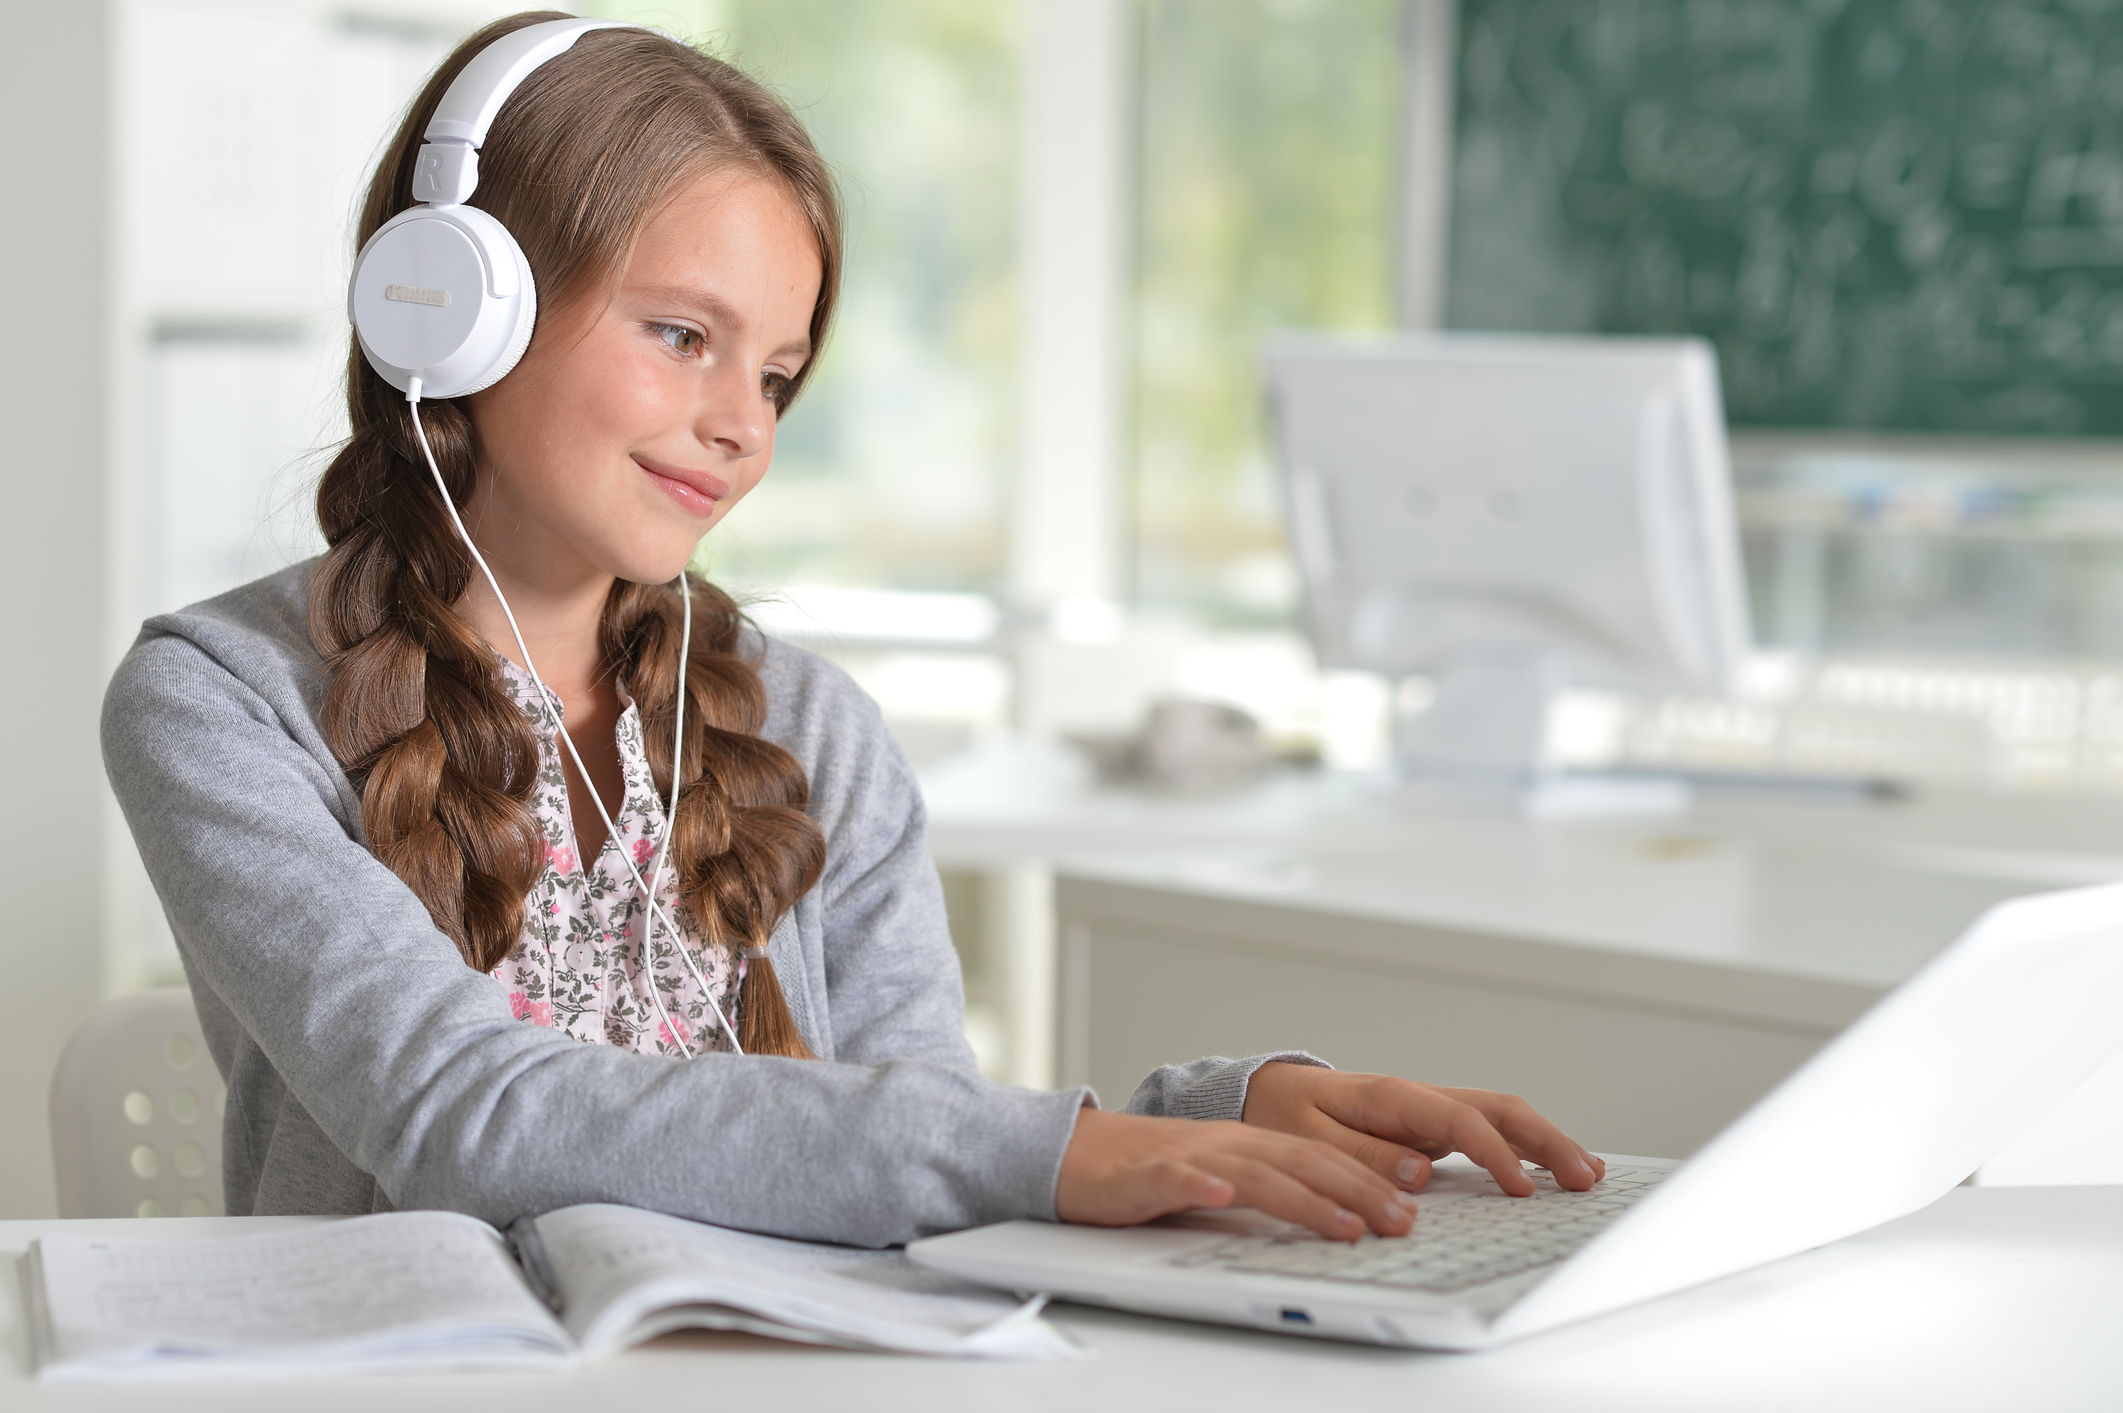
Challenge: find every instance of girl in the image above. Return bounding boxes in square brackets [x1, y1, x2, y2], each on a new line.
[103, 12, 1601, 1246]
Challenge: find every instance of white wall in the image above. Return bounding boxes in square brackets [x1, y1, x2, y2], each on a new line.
[0, 0, 516, 1217]
[0, 0, 118, 1218]
[1012, 0, 1128, 623]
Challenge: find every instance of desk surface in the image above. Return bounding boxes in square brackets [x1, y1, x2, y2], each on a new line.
[926, 745, 2123, 991]
[4, 1188, 2119, 1413]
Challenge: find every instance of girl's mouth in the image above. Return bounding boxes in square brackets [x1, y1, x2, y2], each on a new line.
[635, 457, 729, 517]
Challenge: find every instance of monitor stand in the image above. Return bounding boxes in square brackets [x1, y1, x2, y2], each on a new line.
[1393, 655, 1690, 821]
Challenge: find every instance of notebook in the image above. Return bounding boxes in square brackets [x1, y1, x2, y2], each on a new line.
[21, 1201, 1078, 1381]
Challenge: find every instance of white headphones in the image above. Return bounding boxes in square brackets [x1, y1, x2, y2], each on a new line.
[348, 17, 638, 399]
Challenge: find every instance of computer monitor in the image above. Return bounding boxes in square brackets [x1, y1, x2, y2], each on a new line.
[1264, 333, 1751, 789]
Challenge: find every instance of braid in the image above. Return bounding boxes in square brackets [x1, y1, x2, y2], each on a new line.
[312, 395, 543, 970]
[611, 577, 825, 1058]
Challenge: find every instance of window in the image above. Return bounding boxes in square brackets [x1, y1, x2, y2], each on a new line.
[600, 0, 1023, 598]
[1130, 0, 1405, 626]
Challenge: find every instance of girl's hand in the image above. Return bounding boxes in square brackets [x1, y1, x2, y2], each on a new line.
[1055, 1106, 1418, 1240]
[1241, 1062, 1605, 1197]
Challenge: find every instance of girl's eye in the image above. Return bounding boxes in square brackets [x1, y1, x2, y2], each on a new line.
[761, 370, 793, 411]
[653, 323, 704, 357]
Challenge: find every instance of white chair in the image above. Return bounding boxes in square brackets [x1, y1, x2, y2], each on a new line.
[49, 988, 227, 1218]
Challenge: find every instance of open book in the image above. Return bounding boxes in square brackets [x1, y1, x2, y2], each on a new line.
[19, 1204, 1076, 1381]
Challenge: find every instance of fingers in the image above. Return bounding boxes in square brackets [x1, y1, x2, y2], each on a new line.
[1055, 1110, 1417, 1239]
[1306, 1076, 1607, 1195]
[1245, 1065, 1609, 1197]
[1430, 1098, 1542, 1196]
[1057, 1111, 1244, 1226]
[1250, 1071, 1437, 1194]
[1292, 1116, 1436, 1195]
[1435, 1087, 1603, 1191]
[1391, 1147, 1434, 1192]
[1205, 1155, 1371, 1241]
[1196, 1131, 1416, 1240]
[1101, 1158, 1238, 1227]
[1055, 1154, 1235, 1227]
[1058, 1090, 1604, 1246]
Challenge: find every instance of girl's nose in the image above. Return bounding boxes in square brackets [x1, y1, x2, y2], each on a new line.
[694, 362, 769, 460]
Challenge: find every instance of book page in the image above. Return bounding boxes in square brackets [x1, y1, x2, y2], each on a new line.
[32, 1212, 570, 1381]
[531, 1204, 1077, 1360]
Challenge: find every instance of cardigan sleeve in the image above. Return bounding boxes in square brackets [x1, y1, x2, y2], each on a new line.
[1120, 1052, 1333, 1120]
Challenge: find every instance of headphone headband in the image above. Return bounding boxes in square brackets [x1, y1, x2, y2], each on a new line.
[412, 17, 639, 206]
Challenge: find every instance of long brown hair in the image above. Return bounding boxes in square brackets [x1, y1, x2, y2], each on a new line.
[309, 13, 840, 1058]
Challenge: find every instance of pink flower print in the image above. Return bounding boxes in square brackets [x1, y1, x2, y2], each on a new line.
[658, 1015, 691, 1051]
[508, 992, 555, 1027]
[544, 839, 578, 877]
[632, 836, 657, 868]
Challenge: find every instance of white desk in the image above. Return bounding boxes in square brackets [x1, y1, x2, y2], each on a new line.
[5, 1190, 2120, 1411]
[921, 748, 2123, 1171]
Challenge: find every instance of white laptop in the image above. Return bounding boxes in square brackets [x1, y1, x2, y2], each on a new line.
[910, 881, 2123, 1350]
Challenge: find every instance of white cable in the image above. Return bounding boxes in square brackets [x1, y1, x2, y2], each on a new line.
[629, 569, 743, 1022]
[404, 380, 743, 1056]
[641, 574, 729, 1006]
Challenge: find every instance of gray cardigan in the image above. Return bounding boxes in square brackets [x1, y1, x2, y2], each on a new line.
[101, 565, 1312, 1244]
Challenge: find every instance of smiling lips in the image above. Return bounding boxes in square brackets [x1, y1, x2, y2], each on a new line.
[635, 457, 729, 517]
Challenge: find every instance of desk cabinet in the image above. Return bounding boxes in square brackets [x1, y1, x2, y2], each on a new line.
[1056, 875, 1878, 1157]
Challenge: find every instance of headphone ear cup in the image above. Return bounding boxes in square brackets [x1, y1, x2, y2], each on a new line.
[462, 235, 538, 396]
[348, 205, 538, 399]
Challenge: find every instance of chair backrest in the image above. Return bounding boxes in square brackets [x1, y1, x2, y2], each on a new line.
[49, 988, 227, 1218]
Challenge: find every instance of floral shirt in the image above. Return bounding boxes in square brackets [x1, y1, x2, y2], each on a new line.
[490, 658, 742, 1056]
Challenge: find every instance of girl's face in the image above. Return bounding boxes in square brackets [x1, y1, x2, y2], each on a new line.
[465, 168, 823, 589]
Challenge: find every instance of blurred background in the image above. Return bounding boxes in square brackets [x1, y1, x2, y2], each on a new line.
[9, 0, 2123, 1212]
[106, 0, 1418, 758]
[78, 0, 1428, 1055]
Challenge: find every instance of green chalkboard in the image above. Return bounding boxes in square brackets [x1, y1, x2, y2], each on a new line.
[1446, 0, 2123, 434]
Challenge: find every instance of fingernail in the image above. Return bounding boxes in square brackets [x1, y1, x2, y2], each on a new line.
[1395, 1156, 1422, 1185]
[1335, 1208, 1361, 1230]
[1393, 1190, 1420, 1209]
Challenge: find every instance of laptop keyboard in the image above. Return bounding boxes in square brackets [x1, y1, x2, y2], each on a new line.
[1169, 1166, 1668, 1295]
